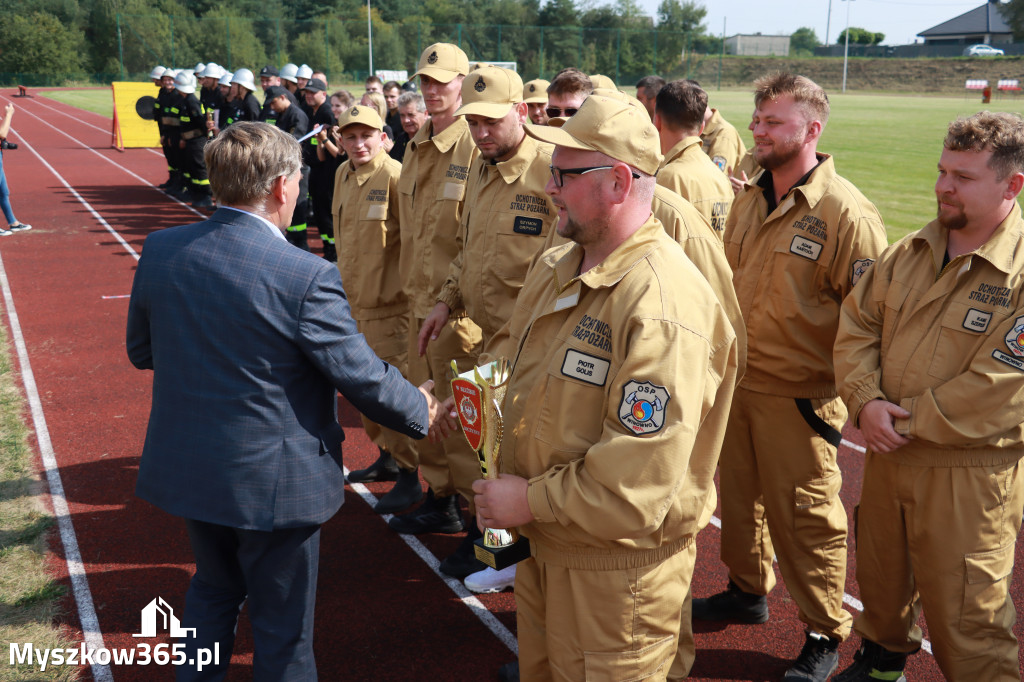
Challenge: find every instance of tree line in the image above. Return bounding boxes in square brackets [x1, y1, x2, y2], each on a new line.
[0, 0, 727, 85]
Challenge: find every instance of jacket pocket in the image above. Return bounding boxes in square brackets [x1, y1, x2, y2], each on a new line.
[583, 634, 675, 682]
[961, 542, 1015, 634]
[928, 303, 1005, 381]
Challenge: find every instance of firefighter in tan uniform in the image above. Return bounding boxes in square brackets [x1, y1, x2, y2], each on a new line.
[833, 111, 1024, 682]
[329, 105, 423, 515]
[653, 80, 734, 236]
[693, 74, 888, 682]
[473, 94, 740, 682]
[523, 78, 550, 126]
[701, 104, 746, 174]
[388, 44, 484, 553]
[418, 66, 557, 582]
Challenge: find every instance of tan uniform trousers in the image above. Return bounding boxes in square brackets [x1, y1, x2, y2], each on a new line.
[854, 453, 1024, 681]
[356, 313, 418, 470]
[516, 544, 695, 682]
[719, 386, 853, 641]
[406, 313, 482, 505]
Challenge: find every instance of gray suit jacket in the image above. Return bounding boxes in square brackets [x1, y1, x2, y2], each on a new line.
[127, 207, 428, 530]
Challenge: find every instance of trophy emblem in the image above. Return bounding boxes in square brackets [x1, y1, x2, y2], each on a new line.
[451, 359, 531, 569]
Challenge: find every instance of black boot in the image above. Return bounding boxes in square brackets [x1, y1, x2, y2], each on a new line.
[439, 519, 484, 578]
[692, 579, 769, 623]
[388, 489, 465, 534]
[374, 467, 423, 514]
[497, 660, 519, 682]
[834, 639, 910, 682]
[783, 632, 840, 682]
[322, 241, 337, 263]
[347, 448, 399, 483]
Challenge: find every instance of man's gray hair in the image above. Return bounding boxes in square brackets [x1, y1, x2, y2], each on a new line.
[205, 122, 301, 207]
[397, 91, 426, 112]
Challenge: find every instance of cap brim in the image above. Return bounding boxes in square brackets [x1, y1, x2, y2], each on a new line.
[524, 121, 595, 151]
[413, 66, 461, 83]
[523, 96, 547, 104]
[453, 101, 514, 118]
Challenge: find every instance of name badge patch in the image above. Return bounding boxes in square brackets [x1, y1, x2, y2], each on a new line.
[366, 204, 387, 220]
[513, 216, 543, 235]
[963, 308, 992, 333]
[993, 349, 1024, 372]
[442, 182, 465, 200]
[789, 236, 823, 261]
[561, 349, 610, 386]
[618, 380, 671, 435]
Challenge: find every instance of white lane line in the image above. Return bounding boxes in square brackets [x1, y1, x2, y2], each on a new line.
[343, 470, 518, 655]
[707, 511, 932, 654]
[0, 252, 114, 682]
[31, 93, 164, 157]
[3, 95, 205, 219]
[16, 132, 140, 261]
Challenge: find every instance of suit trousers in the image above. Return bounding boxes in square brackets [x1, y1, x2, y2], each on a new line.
[177, 519, 320, 682]
[718, 387, 852, 641]
[853, 454, 1024, 681]
[406, 312, 482, 507]
[516, 545, 693, 682]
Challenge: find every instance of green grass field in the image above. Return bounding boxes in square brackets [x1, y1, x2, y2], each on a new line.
[41, 86, 1024, 243]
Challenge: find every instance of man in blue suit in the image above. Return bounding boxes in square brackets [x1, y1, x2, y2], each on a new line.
[127, 121, 451, 681]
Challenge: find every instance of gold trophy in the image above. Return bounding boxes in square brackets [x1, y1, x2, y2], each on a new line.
[450, 359, 531, 569]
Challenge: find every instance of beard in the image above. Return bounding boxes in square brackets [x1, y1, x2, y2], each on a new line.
[755, 135, 803, 171]
[936, 197, 968, 231]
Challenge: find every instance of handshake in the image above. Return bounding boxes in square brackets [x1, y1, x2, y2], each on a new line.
[418, 380, 459, 444]
[1, 140, 17, 151]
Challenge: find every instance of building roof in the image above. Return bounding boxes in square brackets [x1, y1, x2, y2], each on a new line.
[918, 0, 1011, 37]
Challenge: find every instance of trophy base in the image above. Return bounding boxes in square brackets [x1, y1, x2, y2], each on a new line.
[473, 536, 531, 570]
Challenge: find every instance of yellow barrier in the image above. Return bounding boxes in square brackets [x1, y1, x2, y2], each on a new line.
[111, 81, 160, 150]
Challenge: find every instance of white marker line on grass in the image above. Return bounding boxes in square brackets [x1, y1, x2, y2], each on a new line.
[0, 252, 114, 682]
[3, 96, 205, 218]
[343, 470, 519, 656]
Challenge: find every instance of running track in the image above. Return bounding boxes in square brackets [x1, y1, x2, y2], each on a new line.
[0, 88, 1020, 681]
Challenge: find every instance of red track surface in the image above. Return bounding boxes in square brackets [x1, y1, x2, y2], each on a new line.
[0, 88, 1021, 681]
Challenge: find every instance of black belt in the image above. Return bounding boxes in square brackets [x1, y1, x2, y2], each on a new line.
[795, 398, 842, 447]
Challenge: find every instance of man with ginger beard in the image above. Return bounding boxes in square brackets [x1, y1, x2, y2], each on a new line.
[833, 111, 1024, 682]
[692, 72, 887, 682]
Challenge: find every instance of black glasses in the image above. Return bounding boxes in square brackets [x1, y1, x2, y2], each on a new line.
[545, 106, 579, 118]
[549, 165, 641, 187]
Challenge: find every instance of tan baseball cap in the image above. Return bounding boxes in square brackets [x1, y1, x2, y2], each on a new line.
[336, 104, 384, 132]
[523, 79, 550, 104]
[590, 73, 618, 91]
[525, 94, 663, 175]
[413, 43, 469, 83]
[454, 66, 523, 118]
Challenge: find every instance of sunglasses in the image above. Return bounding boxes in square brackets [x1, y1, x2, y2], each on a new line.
[545, 106, 579, 118]
[549, 165, 641, 188]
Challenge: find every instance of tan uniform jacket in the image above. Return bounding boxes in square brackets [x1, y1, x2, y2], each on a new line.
[835, 206, 1024, 467]
[724, 154, 887, 398]
[332, 151, 407, 321]
[438, 134, 556, 341]
[733, 148, 761, 181]
[398, 117, 480, 317]
[657, 136, 734, 236]
[700, 109, 746, 174]
[499, 217, 739, 570]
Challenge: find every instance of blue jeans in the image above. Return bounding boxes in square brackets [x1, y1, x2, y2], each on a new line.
[0, 152, 17, 226]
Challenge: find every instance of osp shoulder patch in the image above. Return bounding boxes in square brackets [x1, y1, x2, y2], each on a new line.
[618, 380, 670, 435]
[712, 155, 727, 171]
[1004, 315, 1024, 356]
[851, 258, 874, 286]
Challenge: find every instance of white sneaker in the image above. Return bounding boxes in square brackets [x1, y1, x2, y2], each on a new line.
[464, 564, 516, 593]
[0, 227, 11, 236]
[8, 223, 30, 231]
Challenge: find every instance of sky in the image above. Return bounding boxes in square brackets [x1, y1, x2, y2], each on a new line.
[635, 0, 994, 46]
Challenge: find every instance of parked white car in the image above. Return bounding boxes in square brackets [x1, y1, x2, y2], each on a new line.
[964, 44, 1005, 56]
